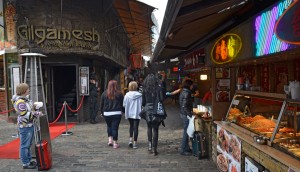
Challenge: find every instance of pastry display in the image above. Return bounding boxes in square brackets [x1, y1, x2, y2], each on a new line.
[236, 116, 253, 124]
[252, 114, 266, 121]
[226, 92, 300, 160]
[227, 108, 242, 122]
[279, 127, 294, 133]
[249, 119, 276, 129]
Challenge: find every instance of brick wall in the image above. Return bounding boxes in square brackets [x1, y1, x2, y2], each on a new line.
[0, 91, 7, 113]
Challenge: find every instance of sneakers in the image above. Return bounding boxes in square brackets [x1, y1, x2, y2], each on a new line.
[108, 137, 113, 146]
[132, 143, 138, 149]
[113, 143, 120, 149]
[128, 141, 133, 148]
[30, 161, 37, 166]
[23, 162, 36, 169]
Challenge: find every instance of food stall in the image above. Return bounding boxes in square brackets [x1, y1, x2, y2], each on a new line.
[208, 0, 300, 171]
[215, 90, 300, 171]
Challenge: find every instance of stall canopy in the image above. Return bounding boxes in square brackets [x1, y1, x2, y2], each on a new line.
[113, 0, 156, 57]
[152, 0, 278, 63]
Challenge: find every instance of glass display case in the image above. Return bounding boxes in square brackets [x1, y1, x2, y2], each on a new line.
[225, 90, 300, 160]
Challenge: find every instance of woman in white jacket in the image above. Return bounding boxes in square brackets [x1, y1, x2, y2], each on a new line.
[123, 81, 142, 149]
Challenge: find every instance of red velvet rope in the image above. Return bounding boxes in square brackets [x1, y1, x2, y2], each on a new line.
[49, 103, 65, 125]
[0, 108, 15, 115]
[66, 96, 85, 113]
[1, 96, 85, 124]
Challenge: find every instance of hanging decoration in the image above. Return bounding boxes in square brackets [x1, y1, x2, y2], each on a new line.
[130, 54, 143, 69]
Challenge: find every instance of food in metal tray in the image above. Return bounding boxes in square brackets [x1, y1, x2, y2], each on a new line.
[249, 119, 276, 129]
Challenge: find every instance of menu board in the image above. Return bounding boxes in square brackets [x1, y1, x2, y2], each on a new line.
[216, 68, 230, 102]
[217, 125, 241, 172]
[216, 68, 230, 79]
[216, 79, 230, 102]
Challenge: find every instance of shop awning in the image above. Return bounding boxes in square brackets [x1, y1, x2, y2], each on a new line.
[152, 0, 279, 63]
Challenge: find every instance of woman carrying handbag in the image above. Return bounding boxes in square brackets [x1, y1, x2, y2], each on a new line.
[139, 73, 167, 156]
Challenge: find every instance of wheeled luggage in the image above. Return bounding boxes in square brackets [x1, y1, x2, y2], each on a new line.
[35, 140, 52, 171]
[34, 117, 52, 171]
[191, 132, 208, 159]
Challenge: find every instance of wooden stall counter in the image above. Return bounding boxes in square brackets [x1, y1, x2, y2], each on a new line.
[214, 121, 300, 172]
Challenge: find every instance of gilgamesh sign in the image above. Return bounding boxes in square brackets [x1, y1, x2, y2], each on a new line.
[275, 0, 300, 44]
[211, 33, 242, 64]
[18, 25, 99, 44]
[17, 25, 100, 50]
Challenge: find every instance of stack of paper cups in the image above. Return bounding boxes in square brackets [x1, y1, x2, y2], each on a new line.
[197, 105, 207, 112]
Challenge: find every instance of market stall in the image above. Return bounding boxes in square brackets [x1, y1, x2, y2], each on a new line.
[214, 90, 300, 171]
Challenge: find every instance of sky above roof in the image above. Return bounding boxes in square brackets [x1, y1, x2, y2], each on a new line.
[137, 0, 168, 60]
[137, 0, 168, 32]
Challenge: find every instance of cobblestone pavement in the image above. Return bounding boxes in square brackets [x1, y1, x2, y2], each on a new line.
[0, 99, 218, 172]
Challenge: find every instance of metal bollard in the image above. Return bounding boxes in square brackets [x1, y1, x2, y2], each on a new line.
[62, 101, 73, 136]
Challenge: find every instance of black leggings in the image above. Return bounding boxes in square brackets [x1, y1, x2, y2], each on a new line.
[128, 118, 140, 141]
[147, 122, 160, 148]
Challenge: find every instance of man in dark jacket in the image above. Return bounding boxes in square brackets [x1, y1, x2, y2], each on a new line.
[179, 79, 194, 156]
[89, 75, 99, 124]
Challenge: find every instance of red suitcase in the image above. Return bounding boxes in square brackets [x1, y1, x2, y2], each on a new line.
[34, 116, 52, 171]
[35, 140, 52, 171]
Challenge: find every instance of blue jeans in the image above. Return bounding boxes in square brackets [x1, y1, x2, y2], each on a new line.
[19, 126, 34, 166]
[181, 115, 190, 153]
[104, 115, 122, 141]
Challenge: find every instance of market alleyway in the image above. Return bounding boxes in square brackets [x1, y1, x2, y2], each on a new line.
[0, 98, 218, 172]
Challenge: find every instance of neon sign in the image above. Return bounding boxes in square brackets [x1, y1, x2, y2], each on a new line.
[275, 1, 300, 44]
[211, 33, 242, 64]
[255, 0, 295, 57]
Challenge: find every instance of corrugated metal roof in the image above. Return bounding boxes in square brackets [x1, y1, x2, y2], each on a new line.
[114, 0, 156, 56]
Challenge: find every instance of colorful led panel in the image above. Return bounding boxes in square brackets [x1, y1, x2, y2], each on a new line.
[255, 0, 297, 57]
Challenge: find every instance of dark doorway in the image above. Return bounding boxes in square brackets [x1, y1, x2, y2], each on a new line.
[53, 66, 77, 122]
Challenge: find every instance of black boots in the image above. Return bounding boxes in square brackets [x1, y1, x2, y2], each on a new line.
[153, 147, 158, 156]
[148, 141, 158, 155]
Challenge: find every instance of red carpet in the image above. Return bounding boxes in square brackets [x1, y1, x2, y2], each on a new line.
[0, 122, 76, 159]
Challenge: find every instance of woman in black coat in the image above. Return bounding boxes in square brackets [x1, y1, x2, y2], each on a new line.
[140, 73, 166, 155]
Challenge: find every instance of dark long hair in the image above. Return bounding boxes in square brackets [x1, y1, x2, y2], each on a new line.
[106, 80, 120, 100]
[143, 73, 158, 94]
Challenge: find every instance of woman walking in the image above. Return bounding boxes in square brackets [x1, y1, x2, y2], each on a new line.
[100, 80, 124, 149]
[139, 73, 166, 156]
[123, 81, 142, 149]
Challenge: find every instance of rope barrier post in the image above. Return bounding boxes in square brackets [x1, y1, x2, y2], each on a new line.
[62, 101, 73, 136]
